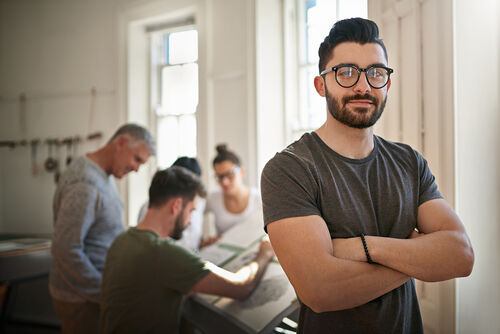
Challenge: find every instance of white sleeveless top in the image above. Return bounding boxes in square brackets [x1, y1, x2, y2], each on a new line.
[205, 187, 262, 234]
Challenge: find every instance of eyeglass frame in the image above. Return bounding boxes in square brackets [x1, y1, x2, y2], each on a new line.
[320, 64, 394, 89]
[215, 166, 241, 183]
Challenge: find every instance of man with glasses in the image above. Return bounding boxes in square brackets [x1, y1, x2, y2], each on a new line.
[261, 18, 474, 333]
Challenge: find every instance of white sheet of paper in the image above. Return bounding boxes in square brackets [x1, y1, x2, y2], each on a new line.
[198, 244, 235, 266]
[218, 210, 266, 249]
[214, 262, 297, 332]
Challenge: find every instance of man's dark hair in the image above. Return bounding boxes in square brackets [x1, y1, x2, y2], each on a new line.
[172, 157, 202, 176]
[212, 144, 241, 167]
[318, 17, 388, 73]
[148, 166, 206, 209]
[108, 123, 156, 155]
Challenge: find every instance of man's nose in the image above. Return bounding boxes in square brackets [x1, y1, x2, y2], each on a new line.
[353, 72, 371, 93]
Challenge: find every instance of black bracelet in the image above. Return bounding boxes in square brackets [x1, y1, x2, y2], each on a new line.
[360, 233, 374, 264]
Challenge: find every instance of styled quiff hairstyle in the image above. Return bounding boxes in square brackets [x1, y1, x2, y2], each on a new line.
[148, 166, 206, 209]
[108, 123, 156, 155]
[212, 144, 241, 167]
[318, 17, 388, 74]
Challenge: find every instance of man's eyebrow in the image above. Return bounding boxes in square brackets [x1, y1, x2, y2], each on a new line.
[333, 62, 388, 68]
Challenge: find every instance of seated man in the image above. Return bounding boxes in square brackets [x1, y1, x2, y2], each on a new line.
[100, 166, 274, 334]
[137, 156, 206, 252]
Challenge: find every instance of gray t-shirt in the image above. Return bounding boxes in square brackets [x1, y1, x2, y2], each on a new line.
[50, 156, 124, 303]
[261, 132, 442, 334]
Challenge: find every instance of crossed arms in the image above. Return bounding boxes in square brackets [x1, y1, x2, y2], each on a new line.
[267, 198, 474, 313]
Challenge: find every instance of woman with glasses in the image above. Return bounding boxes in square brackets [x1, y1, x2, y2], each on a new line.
[202, 144, 261, 246]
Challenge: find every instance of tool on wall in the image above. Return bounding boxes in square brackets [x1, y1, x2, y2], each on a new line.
[72, 136, 81, 164]
[62, 137, 73, 166]
[19, 93, 26, 136]
[44, 139, 58, 173]
[30, 139, 40, 176]
[54, 139, 61, 183]
[87, 87, 97, 139]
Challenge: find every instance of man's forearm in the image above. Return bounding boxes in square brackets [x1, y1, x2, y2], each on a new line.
[233, 253, 272, 299]
[301, 255, 409, 312]
[331, 230, 473, 282]
[367, 230, 474, 281]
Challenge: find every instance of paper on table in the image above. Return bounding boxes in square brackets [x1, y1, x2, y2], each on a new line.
[214, 262, 297, 332]
[198, 243, 235, 266]
[218, 210, 266, 249]
[222, 242, 260, 273]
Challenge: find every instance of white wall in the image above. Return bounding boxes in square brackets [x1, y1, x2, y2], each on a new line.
[205, 0, 258, 190]
[0, 0, 124, 234]
[0, 0, 275, 234]
[256, 0, 286, 176]
[455, 0, 500, 332]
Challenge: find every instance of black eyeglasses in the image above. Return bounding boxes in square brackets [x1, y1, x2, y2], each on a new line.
[215, 166, 240, 183]
[320, 64, 394, 89]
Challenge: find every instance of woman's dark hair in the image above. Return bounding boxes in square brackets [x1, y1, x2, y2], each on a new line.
[318, 17, 388, 74]
[212, 144, 241, 167]
[172, 156, 202, 176]
[148, 166, 206, 209]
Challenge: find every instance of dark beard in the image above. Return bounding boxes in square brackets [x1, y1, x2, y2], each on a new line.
[171, 212, 185, 240]
[325, 84, 387, 129]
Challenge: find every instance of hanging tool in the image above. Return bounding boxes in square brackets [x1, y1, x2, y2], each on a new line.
[44, 139, 58, 172]
[30, 139, 40, 176]
[72, 136, 80, 160]
[62, 137, 73, 166]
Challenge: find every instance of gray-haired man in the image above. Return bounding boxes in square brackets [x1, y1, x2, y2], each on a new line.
[49, 123, 155, 334]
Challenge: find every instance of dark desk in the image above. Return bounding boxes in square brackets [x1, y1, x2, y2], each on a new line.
[0, 236, 60, 331]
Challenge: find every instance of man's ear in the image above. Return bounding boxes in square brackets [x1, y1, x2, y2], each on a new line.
[171, 197, 183, 215]
[115, 135, 128, 150]
[386, 78, 391, 91]
[314, 75, 326, 97]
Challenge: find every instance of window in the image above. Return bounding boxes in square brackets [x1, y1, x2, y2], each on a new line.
[151, 28, 199, 168]
[288, 0, 367, 140]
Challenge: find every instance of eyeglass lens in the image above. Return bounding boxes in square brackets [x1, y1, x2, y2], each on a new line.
[215, 167, 240, 182]
[336, 66, 390, 88]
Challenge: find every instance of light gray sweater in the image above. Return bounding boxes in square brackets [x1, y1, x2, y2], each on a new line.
[49, 156, 124, 303]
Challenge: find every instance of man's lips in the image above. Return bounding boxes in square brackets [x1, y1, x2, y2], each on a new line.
[347, 99, 374, 106]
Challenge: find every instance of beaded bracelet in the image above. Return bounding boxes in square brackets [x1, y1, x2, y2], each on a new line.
[360, 233, 374, 264]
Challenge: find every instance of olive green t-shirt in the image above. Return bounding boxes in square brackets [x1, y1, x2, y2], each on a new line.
[100, 228, 211, 334]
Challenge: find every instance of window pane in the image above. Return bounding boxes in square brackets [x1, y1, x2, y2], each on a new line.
[157, 116, 179, 168]
[306, 68, 326, 129]
[159, 63, 199, 116]
[298, 67, 325, 130]
[156, 115, 197, 169]
[338, 0, 367, 20]
[178, 114, 197, 158]
[168, 30, 198, 65]
[306, 0, 337, 64]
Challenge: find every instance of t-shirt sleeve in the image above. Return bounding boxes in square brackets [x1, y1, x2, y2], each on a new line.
[159, 242, 211, 294]
[417, 152, 443, 206]
[261, 152, 320, 232]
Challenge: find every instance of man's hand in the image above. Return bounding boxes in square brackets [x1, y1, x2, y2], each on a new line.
[199, 235, 222, 248]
